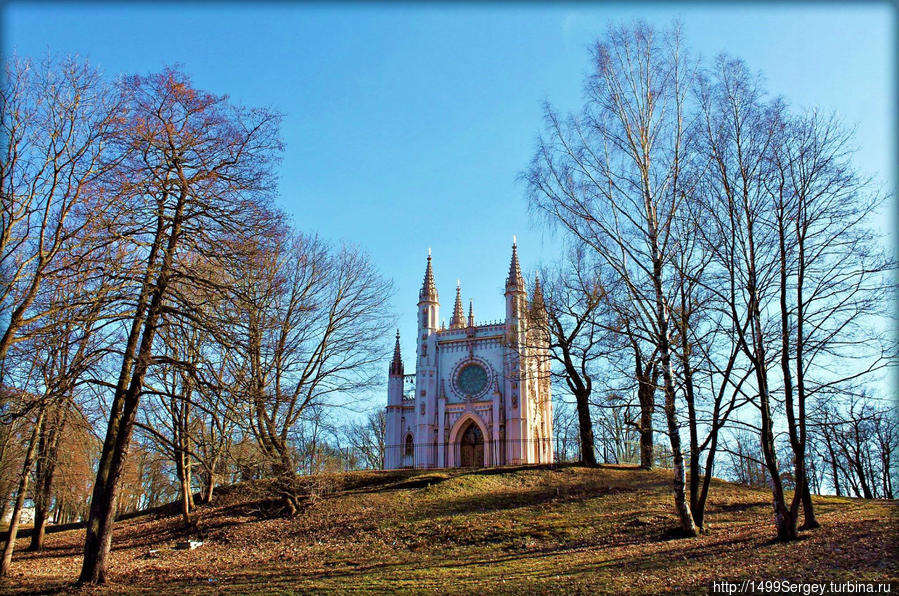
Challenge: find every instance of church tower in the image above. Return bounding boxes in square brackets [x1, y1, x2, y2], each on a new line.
[529, 274, 554, 464]
[503, 239, 529, 464]
[385, 330, 405, 469]
[415, 251, 439, 467]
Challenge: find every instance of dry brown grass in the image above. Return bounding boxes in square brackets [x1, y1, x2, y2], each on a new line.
[1, 465, 896, 594]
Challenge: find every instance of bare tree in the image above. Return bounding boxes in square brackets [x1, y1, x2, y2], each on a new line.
[814, 398, 896, 499]
[667, 192, 755, 530]
[344, 408, 386, 470]
[527, 21, 699, 536]
[530, 247, 615, 466]
[594, 392, 641, 464]
[1, 252, 112, 569]
[551, 398, 580, 463]
[78, 67, 281, 585]
[0, 55, 122, 368]
[0, 390, 29, 525]
[694, 54, 801, 540]
[226, 228, 392, 512]
[770, 108, 894, 527]
[611, 317, 660, 469]
[696, 51, 895, 539]
[137, 331, 200, 526]
[0, 402, 43, 576]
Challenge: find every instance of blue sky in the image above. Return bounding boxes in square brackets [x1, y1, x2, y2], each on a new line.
[4, 3, 895, 410]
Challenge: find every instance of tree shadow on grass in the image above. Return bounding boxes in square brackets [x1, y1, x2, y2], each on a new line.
[203, 527, 762, 593]
[402, 478, 666, 524]
[705, 500, 770, 515]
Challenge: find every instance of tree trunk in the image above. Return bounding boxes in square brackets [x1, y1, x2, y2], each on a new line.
[78, 391, 140, 585]
[29, 497, 49, 553]
[177, 450, 192, 525]
[744, 210, 797, 542]
[778, 203, 814, 535]
[651, 268, 696, 536]
[824, 430, 842, 497]
[681, 326, 703, 531]
[80, 192, 186, 585]
[798, 479, 819, 530]
[174, 423, 192, 526]
[574, 390, 597, 467]
[637, 372, 655, 470]
[560, 345, 596, 468]
[756, 358, 796, 539]
[0, 408, 44, 577]
[29, 404, 66, 552]
[203, 469, 216, 504]
[694, 430, 719, 531]
[661, 377, 697, 537]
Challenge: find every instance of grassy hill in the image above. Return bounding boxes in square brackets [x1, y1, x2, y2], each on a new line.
[2, 465, 896, 594]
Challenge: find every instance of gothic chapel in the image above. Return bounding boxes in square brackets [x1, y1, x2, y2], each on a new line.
[385, 242, 553, 469]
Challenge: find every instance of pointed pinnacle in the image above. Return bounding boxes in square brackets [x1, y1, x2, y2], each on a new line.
[389, 329, 403, 376]
[532, 274, 546, 316]
[419, 252, 438, 303]
[506, 239, 524, 291]
[451, 282, 465, 329]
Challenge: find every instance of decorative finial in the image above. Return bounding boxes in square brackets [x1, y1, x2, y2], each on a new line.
[513, 234, 517, 246]
[428, 247, 431, 256]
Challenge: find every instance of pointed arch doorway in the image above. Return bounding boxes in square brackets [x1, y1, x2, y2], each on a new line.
[459, 422, 484, 468]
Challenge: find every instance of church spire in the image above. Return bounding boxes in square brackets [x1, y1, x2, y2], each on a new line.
[532, 273, 546, 320]
[505, 236, 525, 293]
[389, 329, 403, 376]
[450, 281, 466, 329]
[468, 298, 475, 327]
[419, 249, 438, 303]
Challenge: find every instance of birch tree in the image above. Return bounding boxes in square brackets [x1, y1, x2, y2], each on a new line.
[527, 21, 699, 536]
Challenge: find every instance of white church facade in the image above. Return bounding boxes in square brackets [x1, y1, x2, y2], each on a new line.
[385, 242, 553, 469]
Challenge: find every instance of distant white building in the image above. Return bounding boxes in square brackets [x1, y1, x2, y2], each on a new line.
[385, 242, 553, 469]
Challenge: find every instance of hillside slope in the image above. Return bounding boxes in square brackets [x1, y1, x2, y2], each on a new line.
[2, 465, 897, 594]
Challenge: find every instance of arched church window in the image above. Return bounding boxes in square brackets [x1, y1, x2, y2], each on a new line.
[404, 434, 414, 457]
